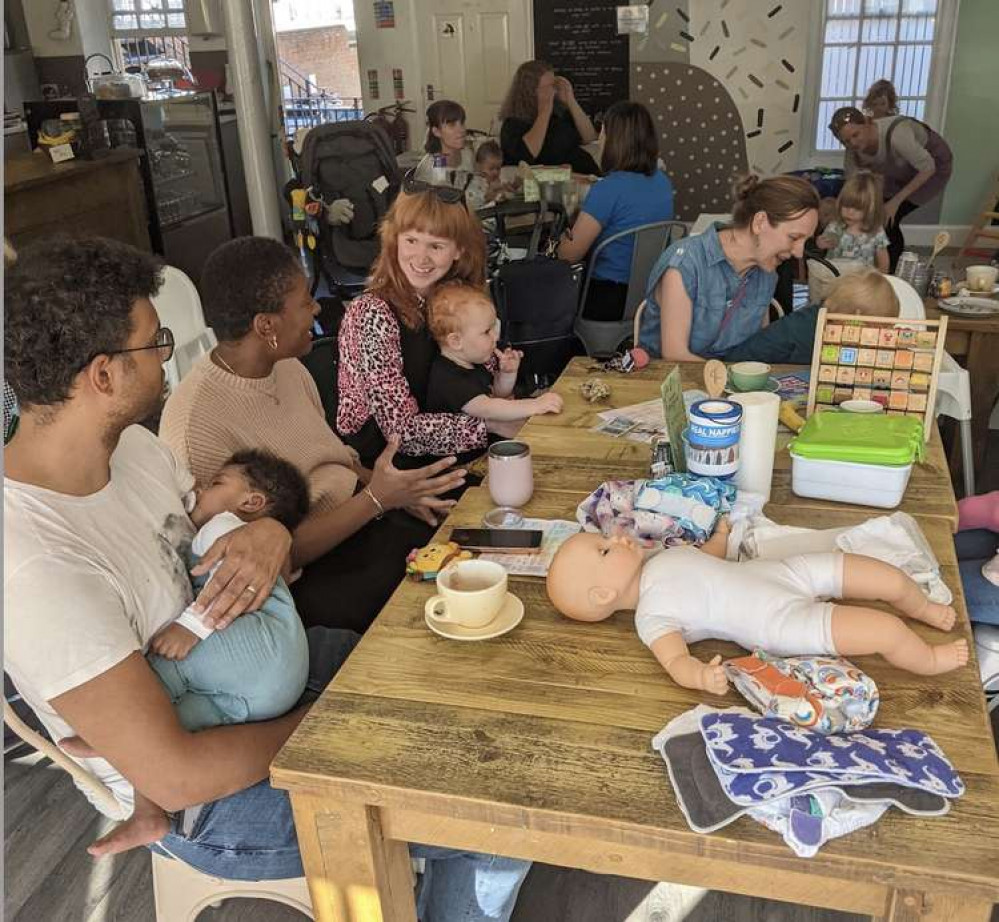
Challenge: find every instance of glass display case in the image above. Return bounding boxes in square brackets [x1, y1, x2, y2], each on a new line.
[25, 90, 234, 280]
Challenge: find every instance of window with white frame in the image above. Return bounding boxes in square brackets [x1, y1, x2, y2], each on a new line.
[109, 0, 189, 71]
[813, 0, 940, 153]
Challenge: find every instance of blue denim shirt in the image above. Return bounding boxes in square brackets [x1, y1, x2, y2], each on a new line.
[638, 223, 777, 358]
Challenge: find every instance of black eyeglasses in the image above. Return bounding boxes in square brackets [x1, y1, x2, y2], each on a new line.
[402, 169, 466, 206]
[91, 327, 175, 366]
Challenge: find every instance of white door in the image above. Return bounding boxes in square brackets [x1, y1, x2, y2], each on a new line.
[419, 0, 532, 136]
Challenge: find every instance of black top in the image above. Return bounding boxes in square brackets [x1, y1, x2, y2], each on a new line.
[500, 105, 600, 175]
[347, 320, 439, 469]
[426, 355, 493, 415]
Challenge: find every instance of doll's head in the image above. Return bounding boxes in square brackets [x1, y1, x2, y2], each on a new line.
[547, 532, 645, 622]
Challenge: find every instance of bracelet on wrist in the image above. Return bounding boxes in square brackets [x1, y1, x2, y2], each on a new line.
[363, 486, 385, 519]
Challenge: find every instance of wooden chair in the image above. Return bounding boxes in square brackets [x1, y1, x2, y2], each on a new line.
[2, 700, 314, 921]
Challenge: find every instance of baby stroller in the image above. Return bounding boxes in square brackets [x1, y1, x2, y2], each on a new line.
[293, 120, 403, 296]
[482, 198, 581, 393]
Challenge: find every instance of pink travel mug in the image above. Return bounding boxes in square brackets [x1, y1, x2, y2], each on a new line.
[486, 441, 534, 525]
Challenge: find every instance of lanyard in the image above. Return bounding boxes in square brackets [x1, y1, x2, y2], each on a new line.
[716, 273, 751, 339]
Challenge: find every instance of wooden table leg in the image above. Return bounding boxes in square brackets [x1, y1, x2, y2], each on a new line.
[289, 793, 418, 922]
[874, 888, 994, 921]
[967, 331, 999, 477]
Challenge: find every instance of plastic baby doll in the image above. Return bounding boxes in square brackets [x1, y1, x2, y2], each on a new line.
[547, 521, 968, 695]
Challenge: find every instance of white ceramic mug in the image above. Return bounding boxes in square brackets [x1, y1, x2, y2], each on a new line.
[488, 440, 534, 509]
[425, 559, 508, 629]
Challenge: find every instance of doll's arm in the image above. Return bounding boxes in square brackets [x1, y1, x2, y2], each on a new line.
[649, 631, 729, 695]
[699, 517, 731, 560]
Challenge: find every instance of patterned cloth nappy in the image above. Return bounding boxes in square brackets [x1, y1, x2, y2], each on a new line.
[700, 712, 964, 807]
[724, 651, 879, 734]
[576, 475, 736, 547]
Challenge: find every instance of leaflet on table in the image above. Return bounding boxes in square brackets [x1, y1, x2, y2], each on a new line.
[477, 518, 582, 577]
[592, 392, 705, 444]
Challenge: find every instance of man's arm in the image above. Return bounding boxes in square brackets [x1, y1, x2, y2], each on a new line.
[51, 653, 305, 813]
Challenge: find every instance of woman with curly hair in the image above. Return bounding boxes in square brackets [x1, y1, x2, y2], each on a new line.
[499, 59, 599, 174]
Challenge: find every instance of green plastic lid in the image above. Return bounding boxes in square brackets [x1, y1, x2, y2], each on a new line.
[790, 412, 925, 466]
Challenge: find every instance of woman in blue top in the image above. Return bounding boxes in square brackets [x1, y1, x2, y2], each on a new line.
[558, 101, 674, 321]
[638, 174, 819, 360]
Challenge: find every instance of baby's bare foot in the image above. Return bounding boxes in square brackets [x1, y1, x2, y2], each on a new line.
[914, 599, 957, 632]
[928, 639, 969, 675]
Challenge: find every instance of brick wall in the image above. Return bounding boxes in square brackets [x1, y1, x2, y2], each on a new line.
[276, 25, 362, 101]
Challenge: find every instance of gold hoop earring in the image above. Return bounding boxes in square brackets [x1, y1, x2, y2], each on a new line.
[269, 335, 279, 351]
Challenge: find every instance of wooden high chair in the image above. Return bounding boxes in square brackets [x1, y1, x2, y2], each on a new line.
[3, 701, 314, 921]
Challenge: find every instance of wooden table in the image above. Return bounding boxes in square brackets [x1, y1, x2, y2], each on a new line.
[273, 360, 997, 922]
[925, 295, 999, 479]
[4, 148, 151, 253]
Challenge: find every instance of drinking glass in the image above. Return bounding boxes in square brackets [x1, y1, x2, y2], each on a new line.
[486, 441, 533, 527]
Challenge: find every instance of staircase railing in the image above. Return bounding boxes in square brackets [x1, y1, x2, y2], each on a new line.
[278, 56, 363, 140]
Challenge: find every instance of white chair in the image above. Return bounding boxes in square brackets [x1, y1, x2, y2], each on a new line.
[886, 274, 975, 495]
[2, 700, 314, 921]
[575, 220, 687, 357]
[151, 265, 217, 390]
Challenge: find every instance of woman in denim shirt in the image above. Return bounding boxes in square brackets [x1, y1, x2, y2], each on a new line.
[639, 175, 819, 360]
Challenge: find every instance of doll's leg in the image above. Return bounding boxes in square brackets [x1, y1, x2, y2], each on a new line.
[830, 605, 968, 675]
[700, 517, 731, 560]
[841, 554, 956, 631]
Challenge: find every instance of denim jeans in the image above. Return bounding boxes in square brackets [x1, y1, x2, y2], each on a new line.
[151, 626, 531, 921]
[956, 529, 999, 626]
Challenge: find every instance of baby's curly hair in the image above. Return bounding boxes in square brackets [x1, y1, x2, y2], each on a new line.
[5, 237, 163, 408]
[226, 450, 311, 531]
[427, 281, 494, 344]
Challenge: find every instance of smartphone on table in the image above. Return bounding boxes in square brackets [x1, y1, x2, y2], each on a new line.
[449, 527, 543, 554]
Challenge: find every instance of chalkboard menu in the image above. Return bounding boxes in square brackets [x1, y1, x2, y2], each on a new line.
[533, 1, 629, 119]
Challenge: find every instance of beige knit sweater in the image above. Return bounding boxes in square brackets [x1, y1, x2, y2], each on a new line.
[159, 355, 358, 514]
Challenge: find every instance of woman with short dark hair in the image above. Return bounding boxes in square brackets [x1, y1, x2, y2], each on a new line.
[413, 99, 474, 190]
[557, 101, 674, 321]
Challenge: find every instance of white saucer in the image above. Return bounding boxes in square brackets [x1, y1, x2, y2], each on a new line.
[425, 593, 524, 641]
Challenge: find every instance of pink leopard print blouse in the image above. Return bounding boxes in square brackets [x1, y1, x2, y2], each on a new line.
[337, 292, 488, 457]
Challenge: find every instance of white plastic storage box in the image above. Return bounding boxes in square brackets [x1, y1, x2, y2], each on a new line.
[788, 413, 924, 509]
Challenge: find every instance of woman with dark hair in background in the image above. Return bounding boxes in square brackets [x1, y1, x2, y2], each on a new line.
[413, 99, 474, 190]
[499, 59, 599, 174]
[638, 175, 819, 361]
[830, 105, 953, 271]
[557, 101, 674, 321]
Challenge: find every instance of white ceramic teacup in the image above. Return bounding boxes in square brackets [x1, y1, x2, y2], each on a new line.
[966, 265, 999, 293]
[425, 559, 508, 629]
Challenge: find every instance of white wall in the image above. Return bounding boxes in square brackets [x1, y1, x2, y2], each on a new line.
[24, 0, 112, 59]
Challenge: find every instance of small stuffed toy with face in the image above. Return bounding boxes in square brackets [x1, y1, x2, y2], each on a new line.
[406, 542, 473, 581]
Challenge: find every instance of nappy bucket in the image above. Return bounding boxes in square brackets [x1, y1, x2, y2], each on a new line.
[684, 399, 743, 479]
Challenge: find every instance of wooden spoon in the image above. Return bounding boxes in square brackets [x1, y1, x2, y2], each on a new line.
[927, 230, 950, 268]
[703, 360, 727, 398]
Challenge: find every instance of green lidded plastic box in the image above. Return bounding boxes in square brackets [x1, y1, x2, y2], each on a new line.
[790, 413, 925, 467]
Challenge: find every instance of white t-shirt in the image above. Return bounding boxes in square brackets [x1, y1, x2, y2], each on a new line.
[4, 425, 196, 817]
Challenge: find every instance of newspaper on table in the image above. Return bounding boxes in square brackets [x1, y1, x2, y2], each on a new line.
[477, 518, 581, 577]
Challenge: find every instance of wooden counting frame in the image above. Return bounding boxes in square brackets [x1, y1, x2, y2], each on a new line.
[806, 308, 949, 442]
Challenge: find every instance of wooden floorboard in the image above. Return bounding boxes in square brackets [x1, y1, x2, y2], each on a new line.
[6, 648, 999, 921]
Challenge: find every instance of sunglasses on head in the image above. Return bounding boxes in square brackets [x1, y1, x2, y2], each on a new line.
[402, 169, 466, 206]
[828, 108, 867, 135]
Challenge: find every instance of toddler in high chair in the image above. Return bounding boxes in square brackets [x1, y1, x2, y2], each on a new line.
[61, 450, 311, 855]
[547, 521, 968, 696]
[425, 281, 563, 440]
[816, 170, 890, 272]
[465, 139, 517, 212]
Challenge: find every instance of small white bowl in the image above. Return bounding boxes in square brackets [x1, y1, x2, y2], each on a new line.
[840, 399, 884, 414]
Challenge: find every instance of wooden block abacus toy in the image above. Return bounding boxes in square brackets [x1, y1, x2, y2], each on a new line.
[806, 308, 948, 442]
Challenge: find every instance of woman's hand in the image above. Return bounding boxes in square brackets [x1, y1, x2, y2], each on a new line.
[367, 435, 466, 514]
[536, 79, 556, 112]
[554, 76, 575, 106]
[884, 198, 901, 223]
[190, 518, 292, 628]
